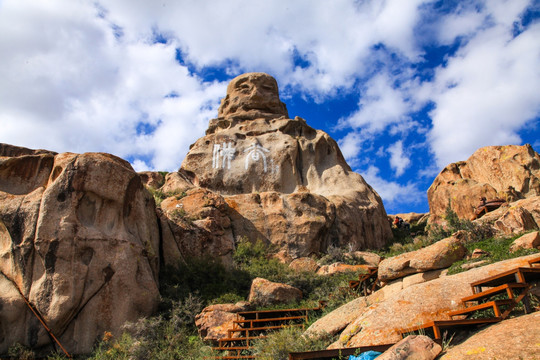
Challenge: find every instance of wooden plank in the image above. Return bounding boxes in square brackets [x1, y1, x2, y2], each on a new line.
[448, 300, 514, 318]
[528, 255, 540, 267]
[462, 283, 528, 303]
[470, 267, 540, 291]
[399, 318, 502, 339]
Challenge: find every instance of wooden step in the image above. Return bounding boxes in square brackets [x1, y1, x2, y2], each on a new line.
[449, 300, 514, 318]
[229, 323, 304, 337]
[237, 307, 318, 319]
[233, 315, 307, 328]
[470, 267, 540, 292]
[208, 356, 255, 360]
[400, 318, 502, 340]
[218, 335, 266, 347]
[212, 345, 250, 351]
[461, 283, 529, 303]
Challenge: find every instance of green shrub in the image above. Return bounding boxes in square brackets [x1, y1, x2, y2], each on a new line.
[427, 204, 494, 243]
[252, 326, 334, 360]
[318, 245, 366, 266]
[7, 343, 35, 360]
[447, 233, 539, 275]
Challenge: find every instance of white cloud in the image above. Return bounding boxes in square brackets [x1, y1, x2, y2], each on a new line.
[0, 0, 538, 184]
[361, 166, 425, 212]
[340, 73, 411, 133]
[425, 21, 540, 167]
[0, 0, 226, 171]
[388, 140, 411, 177]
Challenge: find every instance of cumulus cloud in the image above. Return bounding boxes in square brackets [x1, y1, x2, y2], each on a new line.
[361, 166, 425, 212]
[0, 0, 538, 209]
[0, 0, 226, 171]
[425, 9, 540, 167]
[388, 140, 411, 177]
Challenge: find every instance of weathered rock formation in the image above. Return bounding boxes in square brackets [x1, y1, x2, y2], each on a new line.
[378, 232, 467, 282]
[428, 144, 540, 222]
[157, 72, 391, 261]
[439, 311, 540, 360]
[0, 145, 160, 354]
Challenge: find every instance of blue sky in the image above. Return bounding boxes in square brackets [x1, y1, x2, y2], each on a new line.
[1, 0, 539, 214]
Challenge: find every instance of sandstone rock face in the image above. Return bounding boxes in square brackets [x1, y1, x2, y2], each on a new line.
[346, 251, 381, 267]
[329, 254, 538, 348]
[195, 302, 251, 342]
[0, 146, 160, 354]
[493, 205, 538, 234]
[510, 231, 540, 252]
[160, 187, 235, 266]
[171, 72, 391, 258]
[428, 145, 540, 222]
[248, 277, 302, 306]
[138, 171, 166, 189]
[377, 335, 441, 360]
[378, 233, 468, 282]
[439, 312, 540, 360]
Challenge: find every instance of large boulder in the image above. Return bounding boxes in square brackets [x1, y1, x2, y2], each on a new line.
[510, 231, 540, 252]
[439, 312, 540, 360]
[378, 232, 468, 282]
[0, 145, 160, 355]
[248, 277, 302, 306]
[166, 72, 391, 259]
[195, 302, 251, 342]
[377, 335, 441, 360]
[305, 297, 371, 337]
[329, 254, 538, 348]
[428, 145, 540, 223]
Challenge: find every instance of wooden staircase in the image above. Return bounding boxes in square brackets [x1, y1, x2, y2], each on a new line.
[211, 306, 322, 359]
[398, 256, 540, 340]
[348, 266, 379, 296]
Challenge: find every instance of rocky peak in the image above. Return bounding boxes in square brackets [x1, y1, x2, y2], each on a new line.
[171, 73, 392, 257]
[217, 72, 288, 121]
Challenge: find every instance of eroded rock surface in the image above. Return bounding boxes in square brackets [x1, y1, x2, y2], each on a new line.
[439, 312, 540, 360]
[428, 145, 540, 222]
[377, 335, 441, 360]
[159, 72, 391, 260]
[195, 302, 251, 342]
[0, 146, 160, 354]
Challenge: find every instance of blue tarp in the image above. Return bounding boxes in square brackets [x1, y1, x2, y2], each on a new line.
[348, 350, 382, 360]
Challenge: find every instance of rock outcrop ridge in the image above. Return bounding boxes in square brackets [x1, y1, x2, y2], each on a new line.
[428, 144, 540, 223]
[0, 145, 160, 354]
